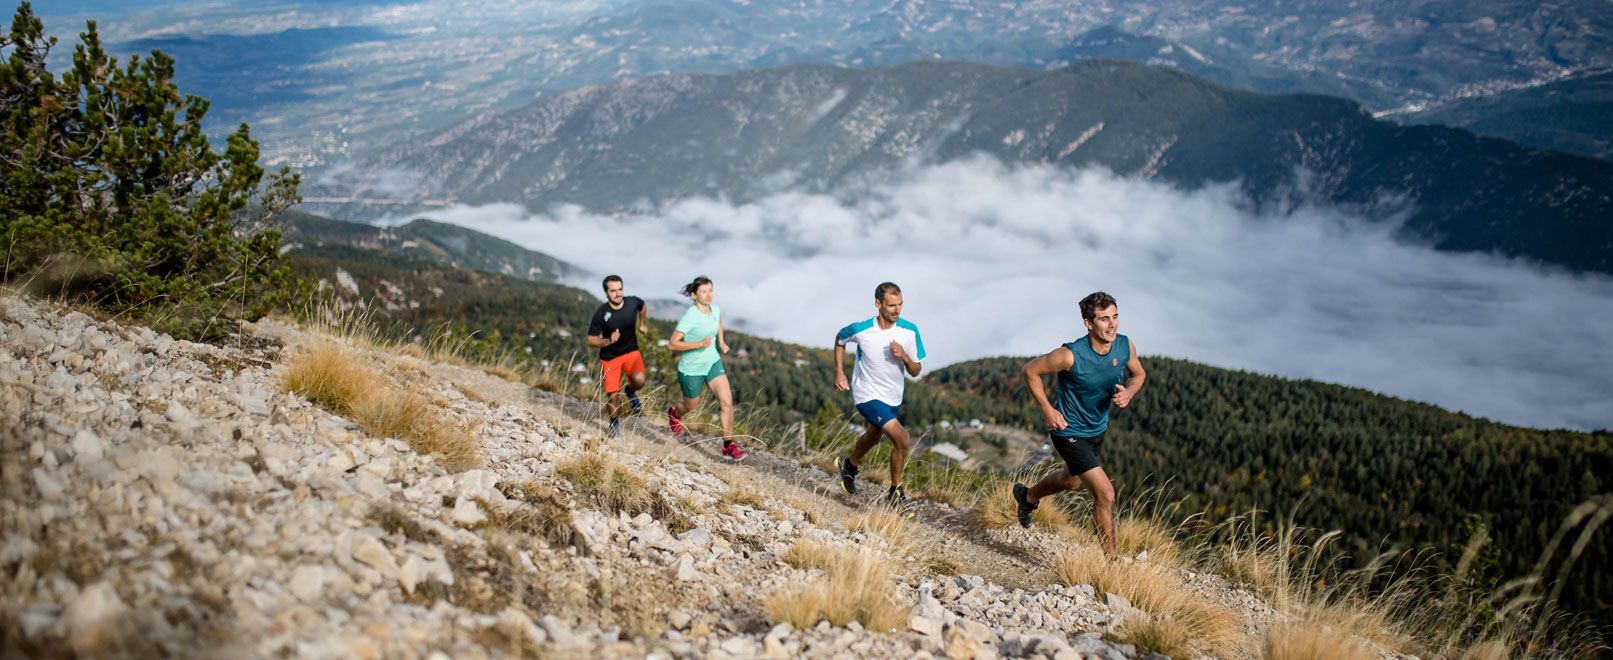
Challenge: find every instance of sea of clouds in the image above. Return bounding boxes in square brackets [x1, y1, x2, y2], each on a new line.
[388, 157, 1613, 432]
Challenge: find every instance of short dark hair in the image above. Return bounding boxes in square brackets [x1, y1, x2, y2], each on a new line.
[680, 275, 713, 298]
[875, 282, 901, 301]
[1079, 291, 1116, 320]
[602, 275, 623, 292]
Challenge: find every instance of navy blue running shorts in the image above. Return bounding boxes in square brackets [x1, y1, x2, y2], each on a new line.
[855, 400, 902, 429]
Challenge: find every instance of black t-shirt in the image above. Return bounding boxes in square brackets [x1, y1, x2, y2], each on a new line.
[587, 296, 644, 360]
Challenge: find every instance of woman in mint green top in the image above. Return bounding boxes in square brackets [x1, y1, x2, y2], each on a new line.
[666, 276, 745, 460]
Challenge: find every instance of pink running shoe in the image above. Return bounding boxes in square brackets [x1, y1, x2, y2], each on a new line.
[668, 406, 684, 436]
[721, 442, 746, 461]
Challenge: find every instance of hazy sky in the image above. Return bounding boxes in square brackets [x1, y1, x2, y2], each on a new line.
[392, 157, 1613, 432]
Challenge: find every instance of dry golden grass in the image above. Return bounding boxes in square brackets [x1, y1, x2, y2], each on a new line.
[556, 453, 653, 515]
[281, 341, 368, 411]
[916, 485, 959, 507]
[767, 547, 909, 632]
[1114, 613, 1195, 658]
[1221, 543, 1284, 597]
[1115, 514, 1182, 565]
[282, 340, 479, 470]
[862, 466, 892, 486]
[1455, 639, 1509, 660]
[491, 481, 575, 548]
[968, 482, 1072, 533]
[850, 508, 916, 558]
[783, 540, 840, 571]
[803, 453, 839, 476]
[720, 485, 768, 510]
[1055, 544, 1243, 657]
[1262, 621, 1377, 660]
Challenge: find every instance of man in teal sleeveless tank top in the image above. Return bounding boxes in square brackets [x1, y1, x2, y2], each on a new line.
[1012, 291, 1147, 557]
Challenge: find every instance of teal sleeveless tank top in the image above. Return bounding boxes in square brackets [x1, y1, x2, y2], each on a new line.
[1051, 334, 1129, 438]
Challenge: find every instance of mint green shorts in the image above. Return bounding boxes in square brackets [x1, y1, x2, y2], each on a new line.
[676, 361, 725, 399]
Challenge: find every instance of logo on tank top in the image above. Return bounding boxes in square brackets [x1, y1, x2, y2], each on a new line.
[1112, 358, 1117, 366]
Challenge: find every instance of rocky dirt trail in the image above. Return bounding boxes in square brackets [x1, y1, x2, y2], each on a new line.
[1, 293, 1282, 659]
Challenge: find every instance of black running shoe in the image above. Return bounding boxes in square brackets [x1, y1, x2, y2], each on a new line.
[837, 457, 858, 494]
[885, 485, 916, 519]
[1012, 483, 1036, 529]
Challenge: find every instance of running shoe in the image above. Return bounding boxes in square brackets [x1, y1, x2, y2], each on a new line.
[608, 418, 620, 438]
[1012, 483, 1036, 529]
[626, 388, 641, 411]
[884, 485, 915, 518]
[837, 457, 859, 494]
[721, 441, 746, 461]
[668, 406, 684, 436]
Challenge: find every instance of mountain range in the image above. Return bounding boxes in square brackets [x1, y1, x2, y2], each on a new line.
[42, 0, 1613, 166]
[303, 59, 1613, 274]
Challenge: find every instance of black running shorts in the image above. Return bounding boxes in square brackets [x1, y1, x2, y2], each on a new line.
[1050, 432, 1104, 476]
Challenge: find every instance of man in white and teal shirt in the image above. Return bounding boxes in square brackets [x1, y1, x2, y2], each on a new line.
[834, 282, 926, 512]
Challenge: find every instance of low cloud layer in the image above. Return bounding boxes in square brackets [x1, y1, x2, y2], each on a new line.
[395, 157, 1613, 432]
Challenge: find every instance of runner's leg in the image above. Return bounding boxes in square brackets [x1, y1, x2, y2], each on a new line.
[847, 423, 882, 467]
[1026, 466, 1076, 503]
[707, 374, 735, 444]
[1078, 467, 1117, 556]
[881, 419, 911, 487]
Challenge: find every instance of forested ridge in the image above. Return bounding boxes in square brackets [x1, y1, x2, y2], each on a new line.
[290, 243, 1612, 627]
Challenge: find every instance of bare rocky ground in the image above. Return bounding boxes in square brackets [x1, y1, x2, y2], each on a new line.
[2, 293, 1304, 659]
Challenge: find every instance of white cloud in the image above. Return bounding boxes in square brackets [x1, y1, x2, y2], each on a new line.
[405, 156, 1613, 432]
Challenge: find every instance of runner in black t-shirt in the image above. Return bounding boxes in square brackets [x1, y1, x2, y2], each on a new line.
[586, 275, 648, 437]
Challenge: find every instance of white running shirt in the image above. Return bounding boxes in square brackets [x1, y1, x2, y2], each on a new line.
[836, 317, 927, 405]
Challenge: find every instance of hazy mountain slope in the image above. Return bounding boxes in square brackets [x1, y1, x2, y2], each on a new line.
[283, 211, 587, 284]
[1399, 71, 1613, 161]
[307, 59, 1613, 274]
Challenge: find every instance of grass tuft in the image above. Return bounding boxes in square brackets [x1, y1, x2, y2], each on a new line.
[282, 339, 478, 470]
[556, 453, 653, 515]
[783, 540, 840, 571]
[767, 546, 909, 632]
[968, 481, 1071, 533]
[1262, 621, 1378, 660]
[1056, 543, 1243, 657]
[850, 508, 916, 558]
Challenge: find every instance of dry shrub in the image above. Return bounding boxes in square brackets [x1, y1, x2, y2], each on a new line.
[850, 508, 916, 558]
[1056, 544, 1243, 657]
[1262, 621, 1377, 660]
[784, 540, 839, 571]
[556, 453, 652, 515]
[968, 482, 1072, 533]
[767, 547, 909, 632]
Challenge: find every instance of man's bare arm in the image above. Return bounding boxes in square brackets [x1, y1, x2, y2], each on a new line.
[1112, 341, 1146, 408]
[833, 343, 850, 391]
[1021, 347, 1074, 431]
